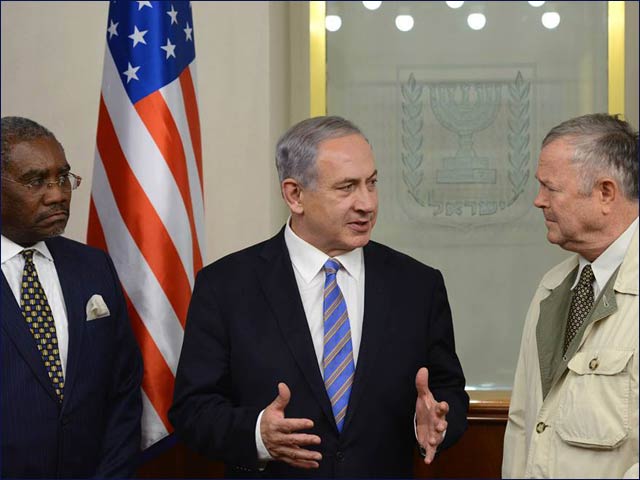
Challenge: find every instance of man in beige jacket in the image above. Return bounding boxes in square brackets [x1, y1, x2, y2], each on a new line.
[502, 113, 638, 478]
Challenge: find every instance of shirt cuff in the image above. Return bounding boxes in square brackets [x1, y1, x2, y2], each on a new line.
[255, 409, 273, 462]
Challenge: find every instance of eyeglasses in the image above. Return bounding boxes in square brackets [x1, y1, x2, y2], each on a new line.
[2, 172, 82, 194]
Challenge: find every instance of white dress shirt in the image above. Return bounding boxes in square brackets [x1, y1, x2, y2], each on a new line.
[255, 221, 366, 461]
[572, 217, 639, 298]
[1, 234, 69, 374]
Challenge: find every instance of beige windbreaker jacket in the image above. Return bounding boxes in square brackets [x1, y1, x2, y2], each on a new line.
[502, 229, 639, 478]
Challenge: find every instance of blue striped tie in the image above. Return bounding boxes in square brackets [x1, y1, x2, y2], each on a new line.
[322, 258, 355, 432]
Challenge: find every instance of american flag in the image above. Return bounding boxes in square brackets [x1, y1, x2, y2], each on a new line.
[87, 0, 204, 449]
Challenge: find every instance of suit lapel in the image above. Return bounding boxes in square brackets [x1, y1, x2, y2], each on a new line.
[1, 272, 59, 402]
[47, 238, 85, 410]
[342, 243, 391, 432]
[256, 231, 335, 426]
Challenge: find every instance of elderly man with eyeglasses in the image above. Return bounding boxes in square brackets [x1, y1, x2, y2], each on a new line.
[0, 116, 143, 478]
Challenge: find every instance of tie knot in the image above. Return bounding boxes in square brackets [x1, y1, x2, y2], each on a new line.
[578, 264, 594, 286]
[21, 249, 35, 262]
[323, 258, 341, 275]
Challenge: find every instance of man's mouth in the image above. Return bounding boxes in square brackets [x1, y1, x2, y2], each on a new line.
[37, 209, 69, 223]
[347, 220, 371, 233]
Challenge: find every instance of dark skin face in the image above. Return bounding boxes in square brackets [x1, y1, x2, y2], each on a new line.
[1, 137, 71, 247]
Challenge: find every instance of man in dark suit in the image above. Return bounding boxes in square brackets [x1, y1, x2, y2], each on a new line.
[170, 116, 468, 477]
[1, 116, 143, 477]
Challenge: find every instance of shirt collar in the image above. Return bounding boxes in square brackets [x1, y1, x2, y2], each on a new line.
[284, 219, 363, 285]
[573, 217, 638, 291]
[1, 234, 54, 264]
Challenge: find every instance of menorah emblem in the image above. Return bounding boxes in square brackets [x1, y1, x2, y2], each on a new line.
[430, 82, 502, 184]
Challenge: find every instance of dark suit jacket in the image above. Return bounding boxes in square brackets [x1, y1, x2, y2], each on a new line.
[170, 229, 468, 478]
[1, 236, 143, 478]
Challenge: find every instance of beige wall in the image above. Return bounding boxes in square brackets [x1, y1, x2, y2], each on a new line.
[1, 1, 289, 263]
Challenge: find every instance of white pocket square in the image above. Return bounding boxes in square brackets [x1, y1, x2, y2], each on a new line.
[86, 294, 110, 321]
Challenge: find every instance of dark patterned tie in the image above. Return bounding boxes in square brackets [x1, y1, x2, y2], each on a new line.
[563, 264, 595, 354]
[20, 249, 65, 402]
[322, 259, 355, 432]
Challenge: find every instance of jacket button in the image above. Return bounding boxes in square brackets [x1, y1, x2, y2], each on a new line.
[61, 416, 70, 426]
[536, 422, 546, 433]
[589, 358, 599, 370]
[336, 451, 344, 462]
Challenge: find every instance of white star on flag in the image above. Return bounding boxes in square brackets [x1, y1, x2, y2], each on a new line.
[128, 26, 148, 47]
[122, 62, 140, 83]
[137, 1, 152, 10]
[183, 22, 193, 41]
[107, 20, 119, 39]
[166, 5, 179, 25]
[161, 38, 177, 59]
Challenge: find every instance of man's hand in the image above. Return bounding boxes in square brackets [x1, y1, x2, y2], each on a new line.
[415, 367, 449, 464]
[260, 383, 322, 469]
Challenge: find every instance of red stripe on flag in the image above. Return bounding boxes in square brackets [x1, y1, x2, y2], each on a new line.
[135, 91, 203, 273]
[96, 97, 191, 326]
[125, 290, 175, 432]
[87, 198, 108, 252]
[179, 67, 204, 196]
[89, 197, 174, 432]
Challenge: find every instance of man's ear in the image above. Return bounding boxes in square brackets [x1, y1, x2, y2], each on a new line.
[594, 177, 617, 213]
[282, 179, 304, 214]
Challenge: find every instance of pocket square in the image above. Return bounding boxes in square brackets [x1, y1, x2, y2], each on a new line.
[86, 294, 110, 321]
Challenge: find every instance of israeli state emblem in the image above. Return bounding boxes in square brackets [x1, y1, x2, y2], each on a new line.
[399, 67, 536, 227]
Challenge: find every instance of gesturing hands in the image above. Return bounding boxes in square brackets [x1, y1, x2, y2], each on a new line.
[415, 367, 449, 464]
[260, 383, 322, 469]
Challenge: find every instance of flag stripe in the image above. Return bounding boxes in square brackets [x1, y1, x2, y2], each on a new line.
[141, 391, 170, 448]
[87, 200, 108, 251]
[100, 47, 196, 285]
[89, 198, 175, 424]
[96, 97, 191, 326]
[179, 67, 204, 192]
[158, 72, 206, 266]
[134, 91, 203, 274]
[91, 150, 184, 373]
[125, 290, 174, 432]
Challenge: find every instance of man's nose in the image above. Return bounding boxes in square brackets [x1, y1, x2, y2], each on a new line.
[41, 183, 70, 204]
[533, 187, 546, 208]
[354, 186, 377, 213]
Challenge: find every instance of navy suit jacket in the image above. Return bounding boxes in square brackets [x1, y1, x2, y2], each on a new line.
[170, 230, 468, 478]
[1, 236, 143, 478]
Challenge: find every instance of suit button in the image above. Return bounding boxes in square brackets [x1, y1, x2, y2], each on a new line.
[61, 416, 70, 426]
[336, 451, 344, 462]
[589, 358, 599, 370]
[536, 422, 546, 433]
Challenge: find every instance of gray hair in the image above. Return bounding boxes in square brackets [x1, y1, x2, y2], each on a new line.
[1, 116, 62, 171]
[542, 113, 638, 200]
[275, 116, 368, 188]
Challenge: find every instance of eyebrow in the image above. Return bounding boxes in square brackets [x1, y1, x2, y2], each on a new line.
[336, 169, 378, 184]
[17, 164, 71, 181]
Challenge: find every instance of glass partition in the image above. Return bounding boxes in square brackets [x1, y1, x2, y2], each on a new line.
[320, 1, 620, 390]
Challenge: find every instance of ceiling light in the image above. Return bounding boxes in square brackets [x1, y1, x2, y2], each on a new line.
[541, 11, 560, 29]
[395, 14, 414, 32]
[467, 12, 486, 30]
[362, 1, 382, 10]
[325, 15, 342, 32]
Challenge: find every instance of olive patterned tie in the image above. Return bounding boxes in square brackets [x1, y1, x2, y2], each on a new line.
[20, 249, 65, 402]
[563, 264, 595, 355]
